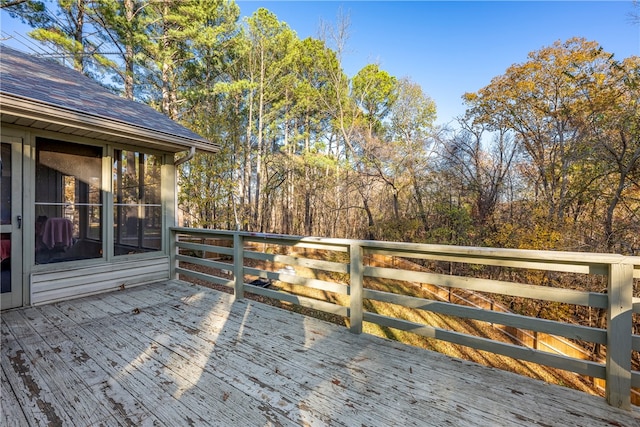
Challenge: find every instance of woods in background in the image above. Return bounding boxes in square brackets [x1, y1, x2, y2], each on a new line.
[4, 1, 639, 254]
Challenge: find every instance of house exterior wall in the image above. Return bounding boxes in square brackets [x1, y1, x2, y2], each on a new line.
[1, 123, 177, 306]
[31, 255, 169, 305]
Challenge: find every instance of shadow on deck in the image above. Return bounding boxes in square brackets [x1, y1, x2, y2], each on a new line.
[2, 280, 639, 426]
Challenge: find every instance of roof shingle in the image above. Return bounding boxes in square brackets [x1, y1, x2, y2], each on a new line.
[0, 45, 212, 149]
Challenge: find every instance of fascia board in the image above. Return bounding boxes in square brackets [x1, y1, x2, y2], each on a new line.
[0, 93, 220, 153]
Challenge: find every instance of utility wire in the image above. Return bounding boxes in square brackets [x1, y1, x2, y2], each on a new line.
[1, 30, 49, 56]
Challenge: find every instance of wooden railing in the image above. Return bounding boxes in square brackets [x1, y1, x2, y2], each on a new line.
[169, 227, 640, 410]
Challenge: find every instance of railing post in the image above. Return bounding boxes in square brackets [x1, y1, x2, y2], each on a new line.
[233, 232, 244, 301]
[606, 262, 633, 410]
[169, 228, 177, 280]
[349, 243, 364, 334]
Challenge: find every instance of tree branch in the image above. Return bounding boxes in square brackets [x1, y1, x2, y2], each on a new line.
[1, 0, 30, 9]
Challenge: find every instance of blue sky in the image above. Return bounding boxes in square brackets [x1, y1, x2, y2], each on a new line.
[2, 1, 638, 126]
[238, 1, 639, 126]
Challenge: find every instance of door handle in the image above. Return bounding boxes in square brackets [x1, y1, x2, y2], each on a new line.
[17, 215, 22, 229]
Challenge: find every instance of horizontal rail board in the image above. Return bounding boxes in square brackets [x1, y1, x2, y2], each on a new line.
[243, 250, 348, 273]
[267, 272, 349, 295]
[368, 248, 609, 275]
[242, 267, 348, 295]
[288, 241, 349, 252]
[243, 236, 348, 252]
[175, 267, 234, 289]
[245, 284, 349, 316]
[172, 227, 640, 261]
[363, 288, 606, 344]
[633, 335, 640, 352]
[245, 238, 350, 253]
[173, 229, 235, 240]
[244, 251, 349, 274]
[365, 265, 608, 309]
[363, 312, 606, 379]
[274, 274, 349, 295]
[177, 241, 234, 257]
[362, 239, 638, 263]
[633, 298, 640, 313]
[176, 254, 233, 272]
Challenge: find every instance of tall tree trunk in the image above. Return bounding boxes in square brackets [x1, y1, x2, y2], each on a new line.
[283, 108, 292, 235]
[123, 0, 134, 100]
[392, 186, 399, 220]
[605, 164, 630, 251]
[253, 45, 265, 230]
[411, 169, 428, 231]
[304, 114, 313, 235]
[244, 74, 254, 216]
[362, 196, 375, 240]
[160, 2, 172, 118]
[73, 0, 85, 72]
[161, 61, 171, 117]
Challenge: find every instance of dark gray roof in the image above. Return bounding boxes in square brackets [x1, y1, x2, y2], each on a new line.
[0, 45, 215, 151]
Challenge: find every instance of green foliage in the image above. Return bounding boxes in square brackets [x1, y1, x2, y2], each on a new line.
[352, 64, 397, 137]
[6, 0, 116, 74]
[426, 202, 474, 246]
[2, 0, 50, 27]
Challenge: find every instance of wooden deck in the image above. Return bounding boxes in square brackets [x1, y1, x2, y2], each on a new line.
[2, 281, 639, 427]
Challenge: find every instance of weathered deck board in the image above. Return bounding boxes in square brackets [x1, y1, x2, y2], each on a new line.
[97, 285, 435, 426]
[106, 283, 517, 426]
[1, 280, 639, 427]
[39, 302, 280, 426]
[0, 362, 29, 427]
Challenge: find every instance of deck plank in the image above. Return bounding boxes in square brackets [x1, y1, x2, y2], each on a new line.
[2, 309, 121, 426]
[88, 285, 349, 426]
[1, 316, 83, 426]
[2, 280, 639, 427]
[95, 281, 640, 426]
[99, 281, 640, 427]
[21, 304, 162, 426]
[100, 286, 414, 426]
[106, 283, 495, 426]
[130, 284, 578, 420]
[50, 288, 309, 426]
[47, 302, 260, 426]
[77, 305, 299, 426]
[0, 363, 30, 427]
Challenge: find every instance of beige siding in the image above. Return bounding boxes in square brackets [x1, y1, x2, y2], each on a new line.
[31, 256, 169, 305]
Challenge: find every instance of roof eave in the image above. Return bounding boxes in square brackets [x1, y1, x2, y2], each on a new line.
[0, 93, 220, 154]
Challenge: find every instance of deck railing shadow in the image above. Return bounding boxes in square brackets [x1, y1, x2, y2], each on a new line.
[162, 281, 342, 425]
[170, 227, 640, 410]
